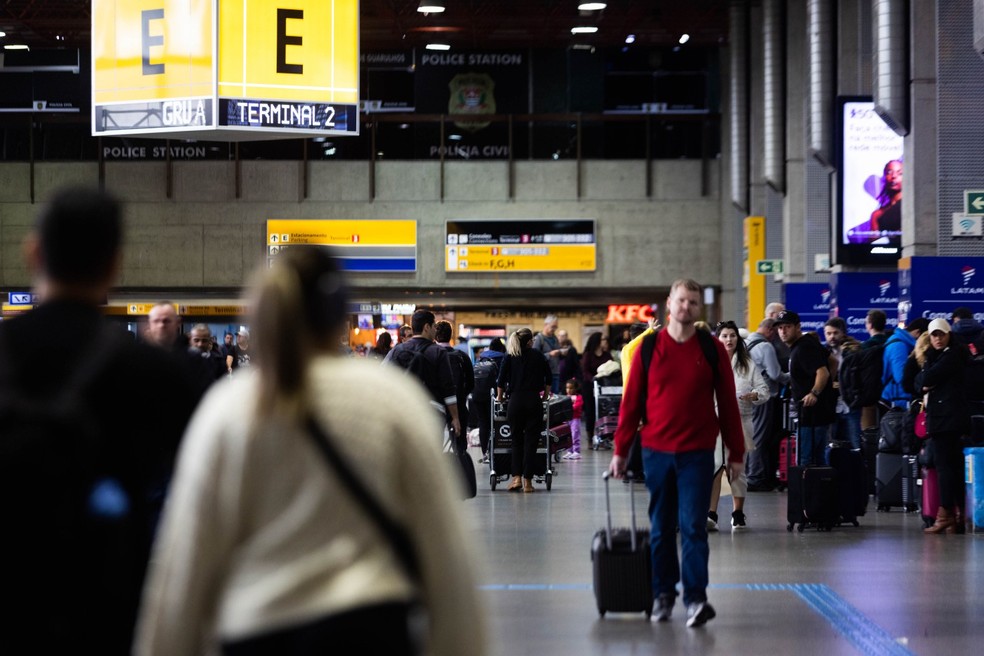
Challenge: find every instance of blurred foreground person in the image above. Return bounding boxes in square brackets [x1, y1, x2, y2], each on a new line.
[0, 186, 196, 654]
[136, 247, 486, 656]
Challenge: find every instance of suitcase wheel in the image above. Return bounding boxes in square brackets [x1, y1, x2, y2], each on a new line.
[490, 475, 497, 490]
[851, 520, 860, 527]
[877, 504, 890, 512]
[787, 523, 794, 532]
[598, 608, 606, 618]
[546, 473, 553, 491]
[797, 523, 805, 533]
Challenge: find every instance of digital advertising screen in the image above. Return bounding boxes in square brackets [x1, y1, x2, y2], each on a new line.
[835, 97, 905, 266]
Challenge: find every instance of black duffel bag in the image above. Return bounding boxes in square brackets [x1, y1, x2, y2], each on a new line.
[878, 406, 905, 454]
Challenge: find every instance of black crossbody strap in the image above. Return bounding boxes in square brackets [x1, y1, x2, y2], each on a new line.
[304, 416, 422, 584]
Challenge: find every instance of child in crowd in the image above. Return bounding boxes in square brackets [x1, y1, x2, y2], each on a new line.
[563, 378, 584, 460]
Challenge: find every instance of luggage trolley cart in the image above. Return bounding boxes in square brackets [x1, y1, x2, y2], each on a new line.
[592, 373, 622, 450]
[489, 392, 568, 491]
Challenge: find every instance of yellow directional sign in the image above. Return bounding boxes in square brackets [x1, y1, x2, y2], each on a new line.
[445, 244, 596, 272]
[266, 220, 418, 272]
[444, 219, 597, 273]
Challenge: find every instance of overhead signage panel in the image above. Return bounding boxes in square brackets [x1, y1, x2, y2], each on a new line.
[266, 220, 417, 273]
[444, 220, 596, 273]
[92, 0, 359, 138]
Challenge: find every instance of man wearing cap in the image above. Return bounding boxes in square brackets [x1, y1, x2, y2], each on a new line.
[774, 310, 837, 466]
[226, 327, 252, 375]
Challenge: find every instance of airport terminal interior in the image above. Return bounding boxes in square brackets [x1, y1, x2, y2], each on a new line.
[3, 1, 984, 655]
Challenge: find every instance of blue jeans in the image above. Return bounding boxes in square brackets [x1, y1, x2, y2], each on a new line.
[798, 423, 831, 466]
[642, 448, 715, 606]
[833, 409, 861, 449]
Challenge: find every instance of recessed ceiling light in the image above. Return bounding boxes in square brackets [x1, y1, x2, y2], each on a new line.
[417, 1, 446, 13]
[425, 43, 451, 51]
[571, 27, 599, 34]
[0, 31, 6, 38]
[625, 34, 636, 44]
[578, 2, 607, 9]
[4, 44, 29, 50]
[678, 33, 690, 44]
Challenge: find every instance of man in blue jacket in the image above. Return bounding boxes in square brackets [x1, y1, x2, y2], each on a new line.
[882, 317, 929, 408]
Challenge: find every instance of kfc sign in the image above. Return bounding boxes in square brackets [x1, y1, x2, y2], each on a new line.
[606, 304, 655, 323]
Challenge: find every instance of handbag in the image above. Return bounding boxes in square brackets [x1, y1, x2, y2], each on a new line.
[914, 410, 928, 439]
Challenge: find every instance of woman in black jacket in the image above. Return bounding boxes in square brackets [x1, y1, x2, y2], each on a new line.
[913, 318, 970, 534]
[496, 328, 552, 493]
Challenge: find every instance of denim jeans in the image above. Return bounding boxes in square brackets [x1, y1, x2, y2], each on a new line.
[833, 409, 862, 449]
[798, 423, 831, 466]
[642, 448, 715, 606]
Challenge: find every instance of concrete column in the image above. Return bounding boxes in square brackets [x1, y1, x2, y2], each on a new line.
[748, 1, 768, 217]
[902, 0, 937, 256]
[837, 0, 872, 96]
[784, 0, 807, 282]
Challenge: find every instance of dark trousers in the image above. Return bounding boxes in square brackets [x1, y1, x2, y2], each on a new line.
[932, 432, 965, 511]
[583, 384, 596, 435]
[222, 602, 418, 656]
[475, 398, 492, 455]
[746, 396, 777, 485]
[508, 400, 543, 479]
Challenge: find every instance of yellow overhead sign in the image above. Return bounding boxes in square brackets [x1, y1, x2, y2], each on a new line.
[445, 244, 596, 272]
[266, 220, 418, 272]
[92, 0, 359, 138]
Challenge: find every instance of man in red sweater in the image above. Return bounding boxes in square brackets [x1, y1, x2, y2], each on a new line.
[609, 279, 745, 628]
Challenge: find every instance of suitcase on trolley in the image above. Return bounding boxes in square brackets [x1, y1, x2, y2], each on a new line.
[591, 472, 652, 618]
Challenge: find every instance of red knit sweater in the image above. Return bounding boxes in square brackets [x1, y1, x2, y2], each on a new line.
[613, 329, 745, 463]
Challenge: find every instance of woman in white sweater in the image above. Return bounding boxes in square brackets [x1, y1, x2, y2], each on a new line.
[707, 321, 769, 531]
[135, 247, 487, 656]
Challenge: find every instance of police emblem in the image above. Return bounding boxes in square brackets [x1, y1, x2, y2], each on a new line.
[448, 73, 496, 132]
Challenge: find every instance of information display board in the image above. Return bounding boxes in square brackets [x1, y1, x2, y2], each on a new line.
[92, 0, 358, 139]
[444, 220, 596, 273]
[266, 220, 417, 272]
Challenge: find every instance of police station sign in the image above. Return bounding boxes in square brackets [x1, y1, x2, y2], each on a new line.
[91, 0, 358, 139]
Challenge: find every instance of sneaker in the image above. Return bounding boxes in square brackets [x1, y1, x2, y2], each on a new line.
[685, 601, 717, 628]
[731, 509, 747, 530]
[653, 594, 675, 622]
[567, 452, 582, 460]
[706, 511, 718, 532]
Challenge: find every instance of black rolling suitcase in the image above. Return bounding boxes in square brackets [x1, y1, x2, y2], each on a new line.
[875, 453, 919, 512]
[787, 465, 840, 531]
[827, 441, 866, 525]
[591, 472, 652, 618]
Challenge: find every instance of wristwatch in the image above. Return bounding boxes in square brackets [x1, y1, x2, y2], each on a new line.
[810, 389, 822, 398]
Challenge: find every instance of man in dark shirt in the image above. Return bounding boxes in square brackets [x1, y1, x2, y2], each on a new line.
[0, 186, 197, 654]
[436, 319, 474, 450]
[774, 310, 836, 466]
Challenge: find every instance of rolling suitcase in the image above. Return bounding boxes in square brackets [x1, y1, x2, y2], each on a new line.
[861, 427, 879, 495]
[787, 465, 840, 532]
[777, 434, 797, 491]
[875, 453, 919, 512]
[591, 472, 652, 618]
[828, 442, 866, 524]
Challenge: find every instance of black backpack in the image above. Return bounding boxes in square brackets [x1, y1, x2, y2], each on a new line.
[472, 357, 500, 402]
[390, 340, 440, 400]
[838, 341, 889, 409]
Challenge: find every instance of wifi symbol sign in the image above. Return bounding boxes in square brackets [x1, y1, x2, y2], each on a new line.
[955, 214, 981, 236]
[960, 218, 976, 231]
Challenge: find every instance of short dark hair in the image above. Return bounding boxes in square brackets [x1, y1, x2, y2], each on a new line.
[434, 320, 453, 342]
[866, 309, 887, 330]
[824, 317, 847, 332]
[488, 337, 506, 352]
[907, 317, 930, 334]
[36, 186, 122, 284]
[952, 307, 974, 321]
[411, 310, 435, 334]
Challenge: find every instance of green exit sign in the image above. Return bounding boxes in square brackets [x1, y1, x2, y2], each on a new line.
[756, 259, 784, 274]
[965, 190, 984, 215]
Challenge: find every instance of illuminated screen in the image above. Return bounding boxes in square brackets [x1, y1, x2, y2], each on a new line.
[836, 97, 904, 265]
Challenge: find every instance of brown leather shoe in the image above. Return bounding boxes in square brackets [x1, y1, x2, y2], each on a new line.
[924, 507, 957, 534]
[523, 478, 535, 493]
[507, 476, 523, 492]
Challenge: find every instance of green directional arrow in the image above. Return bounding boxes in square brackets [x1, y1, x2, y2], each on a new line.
[965, 190, 984, 215]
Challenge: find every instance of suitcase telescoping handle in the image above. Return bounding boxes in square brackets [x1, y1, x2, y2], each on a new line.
[601, 471, 640, 552]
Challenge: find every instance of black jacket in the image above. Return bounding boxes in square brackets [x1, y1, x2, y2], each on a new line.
[913, 343, 971, 435]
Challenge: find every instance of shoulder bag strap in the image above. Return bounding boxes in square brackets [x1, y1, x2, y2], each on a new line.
[304, 416, 422, 584]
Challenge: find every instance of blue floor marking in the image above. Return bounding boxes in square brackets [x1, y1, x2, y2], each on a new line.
[479, 582, 914, 656]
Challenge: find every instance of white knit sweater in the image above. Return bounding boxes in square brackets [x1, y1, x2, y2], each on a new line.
[135, 356, 487, 656]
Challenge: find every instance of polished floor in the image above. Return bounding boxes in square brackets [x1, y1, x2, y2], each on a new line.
[464, 444, 984, 656]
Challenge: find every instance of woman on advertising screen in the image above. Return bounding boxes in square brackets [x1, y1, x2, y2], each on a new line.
[848, 159, 902, 244]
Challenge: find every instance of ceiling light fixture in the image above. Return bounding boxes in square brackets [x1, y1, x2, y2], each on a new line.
[571, 26, 599, 34]
[417, 1, 446, 13]
[0, 31, 6, 38]
[578, 2, 607, 10]
[4, 44, 29, 50]
[625, 34, 636, 44]
[425, 43, 451, 51]
[678, 33, 690, 44]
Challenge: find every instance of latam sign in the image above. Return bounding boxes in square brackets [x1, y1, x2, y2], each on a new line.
[829, 271, 900, 342]
[898, 257, 984, 325]
[783, 283, 831, 334]
[605, 304, 656, 323]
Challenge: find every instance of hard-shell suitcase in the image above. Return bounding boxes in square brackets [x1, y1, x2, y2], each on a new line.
[920, 466, 940, 529]
[546, 423, 572, 459]
[861, 427, 880, 495]
[875, 452, 919, 512]
[828, 443, 866, 524]
[787, 466, 839, 532]
[591, 472, 652, 618]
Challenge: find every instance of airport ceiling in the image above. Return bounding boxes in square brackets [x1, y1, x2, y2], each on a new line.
[0, 1, 729, 53]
